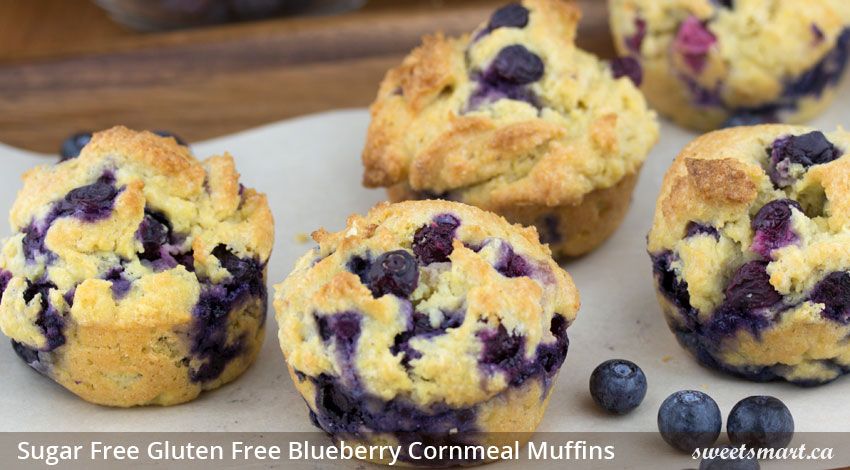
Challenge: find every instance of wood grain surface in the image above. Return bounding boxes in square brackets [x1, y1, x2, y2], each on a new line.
[0, 0, 613, 153]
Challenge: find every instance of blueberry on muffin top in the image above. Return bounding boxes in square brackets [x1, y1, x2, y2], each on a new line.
[275, 200, 579, 408]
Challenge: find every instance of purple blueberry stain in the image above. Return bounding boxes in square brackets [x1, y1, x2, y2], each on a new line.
[812, 24, 826, 45]
[705, 261, 781, 339]
[135, 209, 194, 273]
[104, 266, 132, 299]
[495, 243, 532, 278]
[0, 270, 11, 302]
[810, 272, 850, 324]
[625, 18, 647, 53]
[674, 16, 717, 74]
[188, 245, 266, 383]
[477, 313, 569, 389]
[785, 28, 850, 99]
[21, 280, 66, 352]
[391, 310, 464, 368]
[21, 173, 121, 263]
[750, 199, 802, 258]
[612, 56, 643, 86]
[685, 222, 719, 240]
[538, 214, 562, 245]
[651, 251, 698, 329]
[412, 214, 460, 265]
[768, 132, 842, 187]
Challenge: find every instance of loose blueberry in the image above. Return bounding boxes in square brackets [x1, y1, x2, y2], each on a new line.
[365, 250, 419, 298]
[699, 446, 759, 470]
[727, 396, 794, 449]
[658, 390, 722, 452]
[611, 56, 643, 86]
[488, 3, 529, 30]
[59, 132, 93, 161]
[674, 16, 717, 73]
[723, 261, 781, 312]
[488, 45, 545, 85]
[750, 199, 802, 258]
[589, 359, 647, 414]
[809, 271, 850, 324]
[412, 214, 460, 265]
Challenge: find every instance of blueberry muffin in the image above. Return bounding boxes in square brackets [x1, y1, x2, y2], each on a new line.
[361, 0, 659, 258]
[0, 126, 273, 406]
[609, 0, 850, 131]
[648, 125, 850, 385]
[275, 200, 579, 464]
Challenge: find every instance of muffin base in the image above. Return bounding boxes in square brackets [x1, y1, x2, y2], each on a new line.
[655, 293, 850, 387]
[12, 293, 266, 407]
[387, 172, 640, 259]
[288, 364, 556, 467]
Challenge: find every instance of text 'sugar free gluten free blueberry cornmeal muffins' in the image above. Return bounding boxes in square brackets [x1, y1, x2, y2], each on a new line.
[274, 200, 579, 465]
[0, 127, 273, 407]
[361, 0, 659, 258]
[609, 0, 850, 130]
[649, 125, 850, 386]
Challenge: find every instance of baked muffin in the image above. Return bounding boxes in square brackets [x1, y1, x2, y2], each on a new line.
[361, 0, 659, 258]
[0, 126, 273, 407]
[609, 0, 850, 131]
[648, 125, 850, 385]
[274, 200, 579, 465]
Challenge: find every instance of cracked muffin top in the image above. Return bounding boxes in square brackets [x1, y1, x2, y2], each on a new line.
[362, 0, 658, 209]
[611, 0, 850, 108]
[0, 126, 273, 350]
[275, 200, 579, 408]
[648, 125, 850, 348]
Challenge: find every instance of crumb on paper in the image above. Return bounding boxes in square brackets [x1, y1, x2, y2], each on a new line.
[661, 355, 673, 363]
[295, 232, 310, 244]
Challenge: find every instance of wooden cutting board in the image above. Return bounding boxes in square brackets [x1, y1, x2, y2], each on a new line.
[0, 0, 612, 153]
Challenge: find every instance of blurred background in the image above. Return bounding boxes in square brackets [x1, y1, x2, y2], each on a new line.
[0, 0, 610, 153]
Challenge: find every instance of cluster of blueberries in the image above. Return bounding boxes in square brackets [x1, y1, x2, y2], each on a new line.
[589, 359, 794, 469]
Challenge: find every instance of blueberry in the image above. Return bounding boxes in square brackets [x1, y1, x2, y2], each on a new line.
[712, 0, 734, 8]
[412, 214, 460, 264]
[488, 45, 545, 85]
[750, 199, 801, 258]
[589, 359, 647, 414]
[809, 271, 850, 324]
[488, 3, 529, 30]
[727, 396, 794, 449]
[366, 250, 419, 298]
[60, 180, 119, 222]
[769, 132, 842, 186]
[625, 18, 647, 53]
[59, 132, 93, 161]
[611, 57, 643, 86]
[658, 390, 722, 452]
[699, 446, 759, 470]
[686, 222, 719, 239]
[152, 130, 188, 147]
[674, 16, 717, 73]
[495, 244, 532, 278]
[723, 261, 781, 311]
[136, 211, 171, 261]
